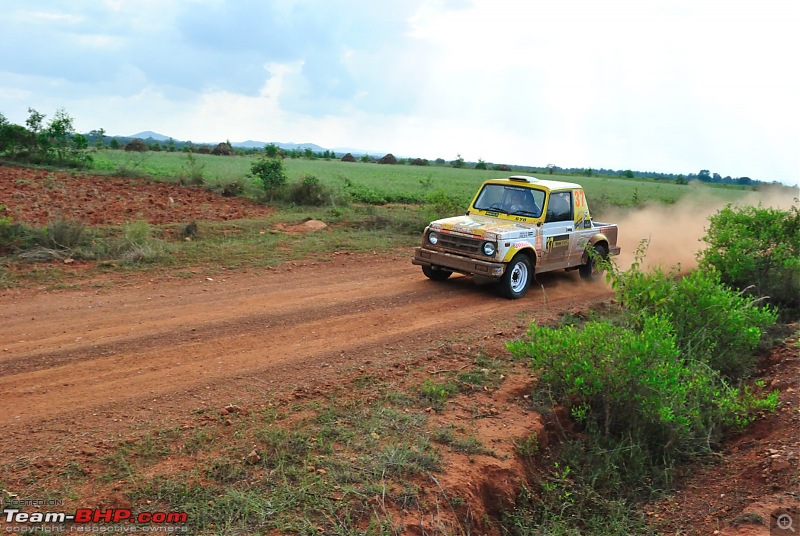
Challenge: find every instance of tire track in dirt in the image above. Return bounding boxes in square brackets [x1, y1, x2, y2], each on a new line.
[0, 252, 611, 453]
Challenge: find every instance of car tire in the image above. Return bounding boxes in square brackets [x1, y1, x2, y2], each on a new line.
[579, 243, 608, 281]
[499, 253, 532, 299]
[422, 265, 453, 281]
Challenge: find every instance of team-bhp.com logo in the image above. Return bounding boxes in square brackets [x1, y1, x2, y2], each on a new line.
[2, 507, 188, 533]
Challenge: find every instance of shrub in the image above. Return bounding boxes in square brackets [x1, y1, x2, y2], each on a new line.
[0, 212, 40, 255]
[179, 152, 205, 185]
[609, 250, 777, 380]
[699, 203, 800, 317]
[250, 156, 286, 200]
[508, 315, 777, 463]
[337, 175, 386, 205]
[42, 218, 87, 250]
[286, 174, 332, 206]
[425, 190, 466, 219]
[111, 221, 170, 263]
[207, 178, 246, 198]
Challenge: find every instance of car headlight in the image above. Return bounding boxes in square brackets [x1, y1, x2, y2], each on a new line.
[428, 232, 439, 245]
[482, 242, 496, 256]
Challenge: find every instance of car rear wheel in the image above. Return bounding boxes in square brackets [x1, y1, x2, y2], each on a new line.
[499, 253, 531, 299]
[579, 243, 608, 281]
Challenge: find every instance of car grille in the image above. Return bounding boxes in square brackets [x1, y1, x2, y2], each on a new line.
[436, 233, 483, 255]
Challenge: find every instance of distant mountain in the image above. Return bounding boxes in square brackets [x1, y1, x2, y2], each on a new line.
[232, 140, 327, 152]
[332, 146, 380, 156]
[115, 131, 373, 156]
[128, 131, 171, 141]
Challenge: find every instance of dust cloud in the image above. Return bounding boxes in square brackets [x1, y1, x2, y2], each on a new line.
[604, 182, 799, 272]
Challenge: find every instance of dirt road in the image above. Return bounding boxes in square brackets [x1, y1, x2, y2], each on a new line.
[0, 251, 610, 458]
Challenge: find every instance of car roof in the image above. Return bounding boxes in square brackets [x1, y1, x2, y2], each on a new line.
[482, 176, 582, 191]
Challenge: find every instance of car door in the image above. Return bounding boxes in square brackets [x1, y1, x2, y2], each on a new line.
[541, 191, 574, 269]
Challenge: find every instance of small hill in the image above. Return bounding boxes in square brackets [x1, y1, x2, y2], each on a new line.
[128, 131, 171, 141]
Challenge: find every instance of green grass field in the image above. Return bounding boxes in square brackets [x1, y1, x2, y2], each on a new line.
[90, 149, 753, 210]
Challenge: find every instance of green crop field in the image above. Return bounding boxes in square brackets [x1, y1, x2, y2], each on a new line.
[90, 149, 753, 210]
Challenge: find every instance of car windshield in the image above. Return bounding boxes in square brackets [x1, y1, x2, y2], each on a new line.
[473, 184, 545, 218]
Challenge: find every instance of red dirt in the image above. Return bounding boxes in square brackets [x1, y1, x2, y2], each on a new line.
[1, 165, 798, 534]
[0, 165, 273, 225]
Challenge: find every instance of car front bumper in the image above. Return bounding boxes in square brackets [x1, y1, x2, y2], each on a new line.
[412, 247, 506, 278]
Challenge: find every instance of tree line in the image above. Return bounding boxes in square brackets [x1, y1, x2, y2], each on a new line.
[0, 107, 776, 186]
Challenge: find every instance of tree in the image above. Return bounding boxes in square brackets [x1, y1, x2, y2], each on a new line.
[25, 108, 45, 137]
[622, 169, 634, 179]
[88, 128, 105, 149]
[46, 108, 77, 161]
[698, 169, 711, 182]
[474, 158, 487, 170]
[451, 154, 465, 168]
[264, 143, 281, 158]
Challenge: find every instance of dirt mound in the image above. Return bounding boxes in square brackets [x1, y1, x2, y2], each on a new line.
[124, 139, 147, 152]
[274, 219, 328, 233]
[211, 142, 234, 156]
[0, 165, 273, 225]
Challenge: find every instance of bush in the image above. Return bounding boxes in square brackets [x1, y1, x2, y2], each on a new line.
[425, 190, 466, 219]
[286, 174, 332, 206]
[42, 218, 87, 250]
[508, 315, 777, 463]
[0, 217, 40, 255]
[337, 175, 387, 205]
[110, 221, 170, 263]
[207, 178, 246, 198]
[250, 156, 286, 200]
[699, 203, 800, 317]
[179, 152, 205, 185]
[610, 249, 777, 380]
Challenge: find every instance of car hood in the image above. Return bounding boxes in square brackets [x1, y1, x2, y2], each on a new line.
[430, 215, 538, 239]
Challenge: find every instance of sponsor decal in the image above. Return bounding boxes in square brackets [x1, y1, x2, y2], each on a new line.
[545, 234, 570, 254]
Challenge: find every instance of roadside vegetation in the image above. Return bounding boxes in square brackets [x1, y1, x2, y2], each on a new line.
[1, 107, 798, 534]
[0, 132, 777, 289]
[503, 204, 797, 534]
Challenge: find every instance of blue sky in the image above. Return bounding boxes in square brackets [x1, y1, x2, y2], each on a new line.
[1, 0, 798, 186]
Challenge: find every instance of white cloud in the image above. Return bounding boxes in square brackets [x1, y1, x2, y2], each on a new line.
[0, 0, 797, 185]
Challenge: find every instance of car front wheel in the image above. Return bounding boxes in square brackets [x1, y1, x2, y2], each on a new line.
[499, 254, 532, 299]
[422, 265, 453, 281]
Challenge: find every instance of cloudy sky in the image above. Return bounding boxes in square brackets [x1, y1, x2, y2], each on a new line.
[1, 0, 798, 186]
